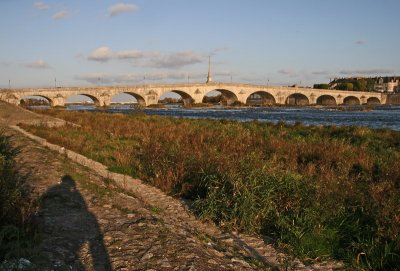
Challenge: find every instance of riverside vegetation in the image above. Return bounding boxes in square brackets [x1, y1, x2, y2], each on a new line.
[0, 133, 34, 262]
[23, 110, 400, 270]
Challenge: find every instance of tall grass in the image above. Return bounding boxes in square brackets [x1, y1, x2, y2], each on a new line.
[0, 133, 33, 261]
[24, 110, 400, 269]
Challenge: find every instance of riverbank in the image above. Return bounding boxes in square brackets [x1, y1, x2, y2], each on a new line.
[1, 102, 261, 270]
[0, 102, 336, 270]
[23, 109, 400, 270]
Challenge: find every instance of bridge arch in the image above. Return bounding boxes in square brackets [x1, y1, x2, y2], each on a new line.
[316, 95, 337, 106]
[246, 91, 276, 106]
[203, 89, 238, 105]
[112, 92, 146, 106]
[343, 96, 360, 105]
[366, 97, 381, 105]
[285, 93, 309, 106]
[20, 95, 52, 107]
[66, 94, 101, 106]
[159, 90, 194, 106]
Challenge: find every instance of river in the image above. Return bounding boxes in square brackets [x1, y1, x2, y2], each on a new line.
[57, 104, 400, 131]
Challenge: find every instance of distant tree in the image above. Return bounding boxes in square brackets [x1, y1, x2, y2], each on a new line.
[313, 84, 330, 89]
[336, 82, 354, 91]
[358, 79, 367, 91]
[159, 97, 182, 104]
[203, 94, 224, 104]
[366, 79, 376, 91]
[346, 82, 354, 91]
[336, 83, 347, 90]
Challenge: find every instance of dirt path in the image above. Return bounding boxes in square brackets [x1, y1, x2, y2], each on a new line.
[0, 102, 341, 270]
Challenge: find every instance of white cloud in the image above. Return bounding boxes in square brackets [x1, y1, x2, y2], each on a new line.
[109, 3, 138, 17]
[52, 10, 68, 20]
[88, 47, 114, 62]
[148, 51, 204, 68]
[25, 60, 50, 69]
[33, 2, 49, 10]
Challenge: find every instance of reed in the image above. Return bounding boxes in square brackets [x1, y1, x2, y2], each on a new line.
[23, 110, 400, 269]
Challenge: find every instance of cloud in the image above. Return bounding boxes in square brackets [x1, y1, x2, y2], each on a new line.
[87, 47, 205, 68]
[52, 10, 68, 20]
[88, 47, 114, 62]
[311, 70, 329, 75]
[209, 47, 229, 56]
[278, 69, 297, 77]
[355, 40, 367, 45]
[339, 69, 394, 75]
[33, 2, 49, 10]
[75, 71, 205, 85]
[116, 50, 144, 60]
[109, 3, 137, 17]
[149, 51, 204, 68]
[0, 62, 11, 67]
[75, 73, 115, 84]
[25, 60, 50, 69]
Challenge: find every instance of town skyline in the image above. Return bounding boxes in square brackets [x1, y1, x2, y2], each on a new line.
[1, 0, 399, 89]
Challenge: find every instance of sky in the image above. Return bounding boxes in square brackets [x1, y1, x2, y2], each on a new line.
[1, 0, 400, 91]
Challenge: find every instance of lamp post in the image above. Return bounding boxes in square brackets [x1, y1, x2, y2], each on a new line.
[8, 79, 10, 90]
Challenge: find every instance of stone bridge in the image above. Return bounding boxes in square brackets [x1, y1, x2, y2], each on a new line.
[0, 82, 385, 107]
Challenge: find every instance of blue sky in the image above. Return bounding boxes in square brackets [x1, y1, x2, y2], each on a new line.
[1, 0, 399, 89]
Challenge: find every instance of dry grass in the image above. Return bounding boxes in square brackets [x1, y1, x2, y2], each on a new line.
[0, 133, 35, 261]
[22, 109, 400, 270]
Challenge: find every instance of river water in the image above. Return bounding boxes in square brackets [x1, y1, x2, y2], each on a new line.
[61, 104, 400, 131]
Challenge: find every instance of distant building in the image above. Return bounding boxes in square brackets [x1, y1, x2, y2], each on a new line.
[374, 77, 400, 92]
[329, 76, 400, 93]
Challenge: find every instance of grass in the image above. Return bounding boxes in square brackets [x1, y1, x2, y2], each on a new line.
[0, 133, 35, 263]
[22, 109, 400, 270]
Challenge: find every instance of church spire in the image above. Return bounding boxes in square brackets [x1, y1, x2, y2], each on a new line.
[206, 56, 212, 83]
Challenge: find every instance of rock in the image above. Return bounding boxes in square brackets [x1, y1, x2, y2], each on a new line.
[231, 258, 251, 268]
[141, 253, 154, 260]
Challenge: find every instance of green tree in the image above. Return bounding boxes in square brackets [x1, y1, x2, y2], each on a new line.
[346, 82, 354, 91]
[313, 84, 330, 89]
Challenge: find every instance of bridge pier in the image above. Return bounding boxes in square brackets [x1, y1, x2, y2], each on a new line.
[97, 95, 112, 107]
[51, 97, 66, 107]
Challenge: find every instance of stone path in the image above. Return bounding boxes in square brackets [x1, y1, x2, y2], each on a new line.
[0, 102, 343, 270]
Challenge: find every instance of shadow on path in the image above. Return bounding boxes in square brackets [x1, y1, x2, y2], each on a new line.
[38, 175, 112, 271]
